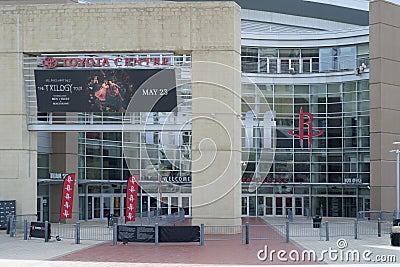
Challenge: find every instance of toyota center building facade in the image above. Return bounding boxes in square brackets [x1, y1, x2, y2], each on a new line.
[1, 0, 400, 224]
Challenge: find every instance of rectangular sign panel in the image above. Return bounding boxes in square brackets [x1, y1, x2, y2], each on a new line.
[34, 68, 177, 112]
[117, 225, 155, 243]
[30, 222, 51, 239]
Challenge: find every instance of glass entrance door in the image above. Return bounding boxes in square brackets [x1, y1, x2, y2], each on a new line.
[153, 194, 192, 216]
[181, 196, 191, 216]
[242, 196, 248, 216]
[103, 197, 111, 219]
[93, 197, 101, 219]
[88, 195, 120, 220]
[242, 195, 262, 216]
[258, 196, 305, 217]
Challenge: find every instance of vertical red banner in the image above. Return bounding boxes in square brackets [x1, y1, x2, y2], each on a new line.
[60, 173, 76, 220]
[125, 175, 139, 222]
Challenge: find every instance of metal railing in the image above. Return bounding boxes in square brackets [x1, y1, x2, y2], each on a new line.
[357, 210, 394, 222]
[204, 225, 244, 241]
[125, 208, 186, 226]
[241, 55, 370, 74]
[248, 224, 285, 241]
[6, 215, 395, 245]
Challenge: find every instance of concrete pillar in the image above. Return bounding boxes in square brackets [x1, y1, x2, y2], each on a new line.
[191, 52, 242, 228]
[50, 132, 79, 223]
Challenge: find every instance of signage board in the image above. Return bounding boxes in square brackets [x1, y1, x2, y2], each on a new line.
[117, 225, 155, 243]
[30, 222, 51, 239]
[34, 68, 177, 112]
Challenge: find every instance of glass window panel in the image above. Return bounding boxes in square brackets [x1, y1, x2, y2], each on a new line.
[357, 44, 369, 55]
[103, 132, 121, 141]
[358, 101, 369, 111]
[328, 187, 342, 194]
[260, 49, 278, 73]
[294, 85, 309, 95]
[327, 84, 341, 94]
[279, 49, 300, 57]
[301, 49, 319, 57]
[358, 80, 369, 91]
[86, 156, 101, 168]
[274, 85, 293, 95]
[86, 144, 101, 156]
[86, 168, 102, 180]
[310, 84, 326, 95]
[358, 91, 369, 101]
[294, 173, 310, 182]
[338, 46, 356, 70]
[86, 132, 102, 140]
[260, 48, 278, 57]
[356, 46, 369, 71]
[343, 82, 356, 93]
[343, 92, 356, 102]
[275, 105, 293, 115]
[37, 169, 49, 179]
[103, 157, 122, 168]
[103, 146, 121, 157]
[319, 48, 336, 71]
[343, 103, 356, 113]
[242, 47, 258, 73]
[88, 185, 101, 193]
[37, 154, 49, 168]
[312, 187, 326, 194]
[295, 187, 309, 194]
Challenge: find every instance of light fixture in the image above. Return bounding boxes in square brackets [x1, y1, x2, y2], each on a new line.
[390, 141, 400, 219]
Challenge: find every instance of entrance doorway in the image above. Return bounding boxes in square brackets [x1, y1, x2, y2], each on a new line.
[87, 195, 123, 220]
[242, 195, 305, 217]
[142, 194, 191, 217]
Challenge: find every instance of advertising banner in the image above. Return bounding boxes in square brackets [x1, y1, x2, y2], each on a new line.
[60, 174, 76, 220]
[34, 68, 177, 112]
[117, 225, 155, 243]
[159, 226, 200, 242]
[125, 175, 139, 222]
[116, 225, 200, 243]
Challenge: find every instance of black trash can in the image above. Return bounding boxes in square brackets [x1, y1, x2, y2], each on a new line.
[107, 214, 113, 227]
[391, 232, 400, 246]
[393, 219, 400, 226]
[313, 215, 322, 228]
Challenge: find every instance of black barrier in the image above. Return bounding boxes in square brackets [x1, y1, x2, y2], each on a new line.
[159, 226, 200, 243]
[391, 233, 400, 246]
[117, 225, 155, 243]
[30, 222, 51, 240]
[117, 225, 200, 244]
[313, 216, 322, 228]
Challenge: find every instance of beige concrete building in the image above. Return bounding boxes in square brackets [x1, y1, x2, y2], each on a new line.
[0, 1, 241, 226]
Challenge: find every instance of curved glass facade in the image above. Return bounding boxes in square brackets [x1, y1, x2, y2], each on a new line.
[240, 43, 370, 218]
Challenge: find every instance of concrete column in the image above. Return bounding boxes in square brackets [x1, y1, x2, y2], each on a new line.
[370, 0, 400, 212]
[0, 16, 37, 216]
[191, 51, 242, 228]
[50, 132, 78, 223]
